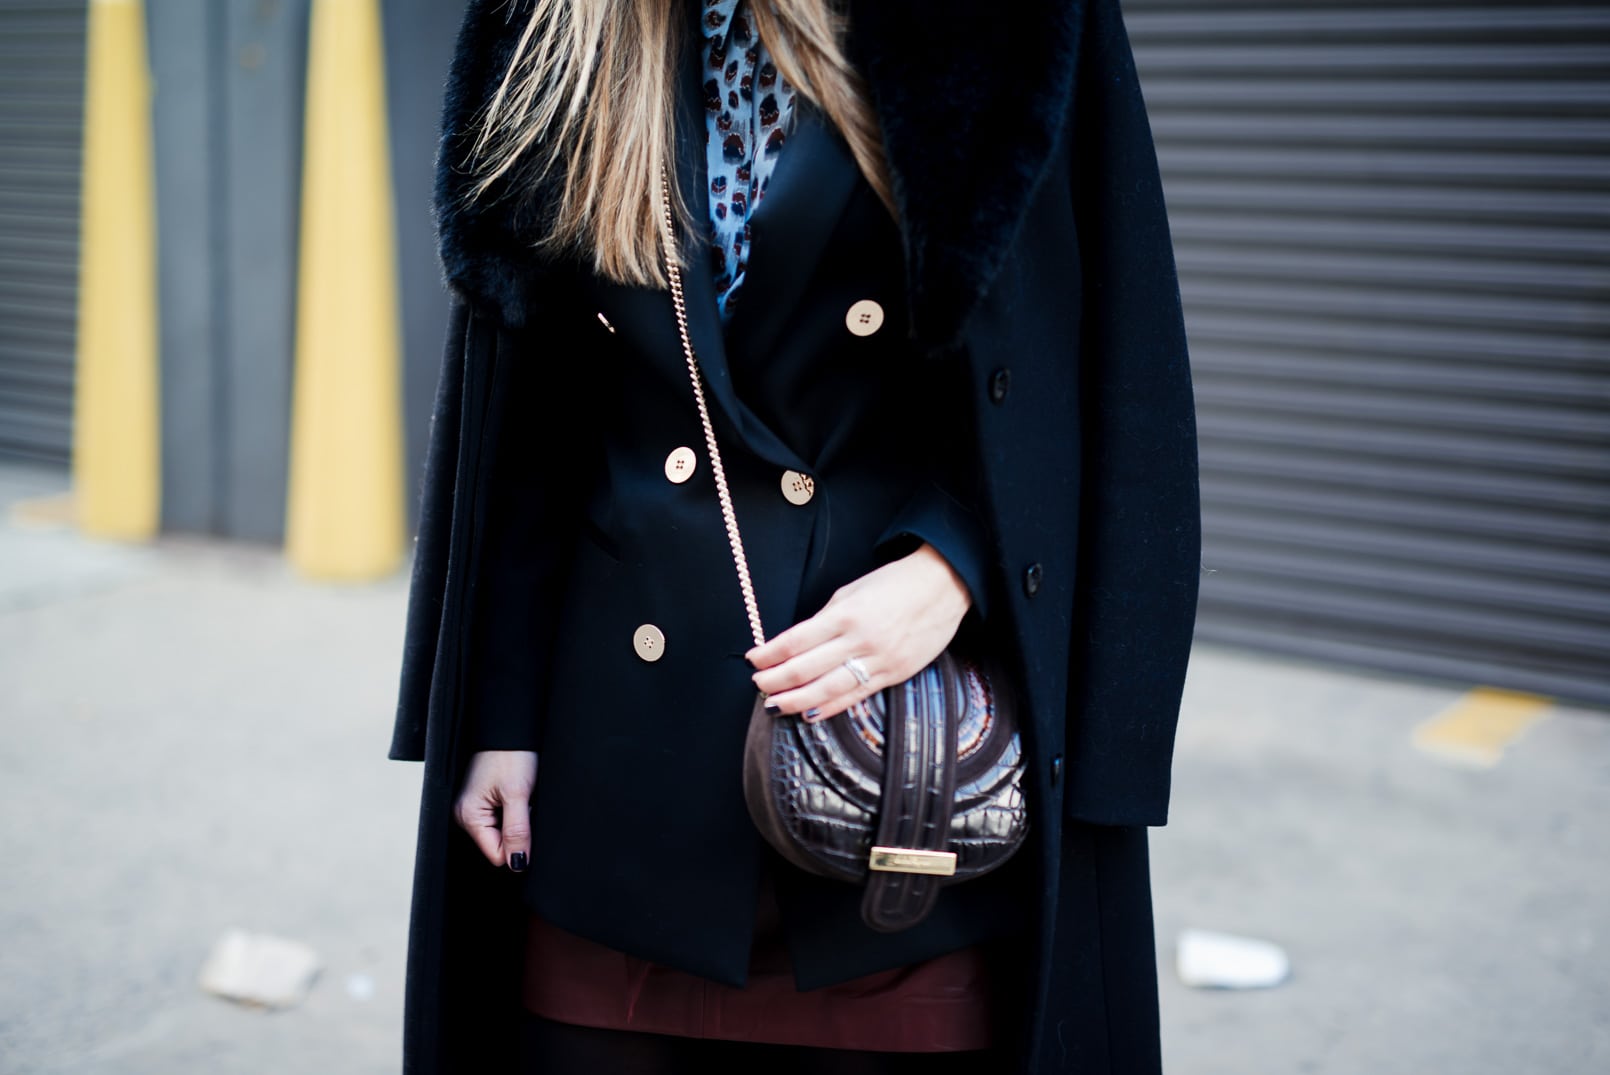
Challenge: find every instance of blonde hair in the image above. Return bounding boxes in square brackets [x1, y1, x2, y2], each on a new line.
[464, 0, 894, 288]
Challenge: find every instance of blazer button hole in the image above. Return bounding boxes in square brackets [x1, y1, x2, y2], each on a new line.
[989, 368, 1012, 404]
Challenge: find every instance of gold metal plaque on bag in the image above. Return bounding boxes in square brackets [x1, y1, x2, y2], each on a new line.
[868, 847, 958, 877]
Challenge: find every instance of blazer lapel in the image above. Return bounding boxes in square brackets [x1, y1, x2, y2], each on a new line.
[722, 100, 861, 369]
[587, 16, 805, 472]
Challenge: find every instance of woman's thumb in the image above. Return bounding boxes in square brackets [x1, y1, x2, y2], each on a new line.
[499, 789, 532, 872]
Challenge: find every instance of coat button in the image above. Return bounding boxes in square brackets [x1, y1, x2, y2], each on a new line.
[1023, 562, 1043, 597]
[989, 368, 1011, 404]
[633, 624, 666, 662]
[664, 446, 698, 484]
[781, 470, 816, 505]
[1050, 753, 1064, 787]
[845, 299, 885, 337]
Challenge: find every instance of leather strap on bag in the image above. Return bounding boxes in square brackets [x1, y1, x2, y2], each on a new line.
[860, 669, 961, 931]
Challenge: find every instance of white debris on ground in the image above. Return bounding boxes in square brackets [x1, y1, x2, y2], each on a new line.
[1176, 927, 1291, 989]
[198, 929, 322, 1009]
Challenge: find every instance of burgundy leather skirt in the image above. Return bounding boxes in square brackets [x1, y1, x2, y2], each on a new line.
[521, 867, 996, 1052]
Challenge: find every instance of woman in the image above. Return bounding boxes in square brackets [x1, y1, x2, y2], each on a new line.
[389, 0, 1200, 1072]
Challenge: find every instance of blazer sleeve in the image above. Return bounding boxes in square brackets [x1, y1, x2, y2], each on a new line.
[457, 305, 585, 753]
[1062, 0, 1201, 827]
[873, 480, 993, 623]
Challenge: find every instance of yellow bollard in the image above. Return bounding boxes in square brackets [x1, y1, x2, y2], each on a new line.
[73, 0, 160, 541]
[285, 0, 405, 580]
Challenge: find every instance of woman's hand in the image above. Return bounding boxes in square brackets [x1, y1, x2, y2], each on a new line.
[453, 750, 538, 871]
[747, 543, 971, 722]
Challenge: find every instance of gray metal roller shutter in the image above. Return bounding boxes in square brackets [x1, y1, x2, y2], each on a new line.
[0, 0, 86, 465]
[1125, 1, 1610, 706]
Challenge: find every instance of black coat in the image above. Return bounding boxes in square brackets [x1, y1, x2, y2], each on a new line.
[389, 1, 1200, 1071]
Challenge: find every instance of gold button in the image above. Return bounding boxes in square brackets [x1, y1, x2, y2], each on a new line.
[633, 624, 666, 662]
[781, 470, 815, 506]
[664, 446, 698, 484]
[845, 299, 884, 337]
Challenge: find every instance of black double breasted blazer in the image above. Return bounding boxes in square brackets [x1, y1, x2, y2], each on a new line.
[389, 1, 1200, 1072]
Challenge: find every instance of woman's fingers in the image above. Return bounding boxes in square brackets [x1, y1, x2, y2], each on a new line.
[751, 635, 864, 697]
[764, 662, 875, 720]
[800, 684, 872, 725]
[453, 750, 537, 871]
[744, 607, 846, 671]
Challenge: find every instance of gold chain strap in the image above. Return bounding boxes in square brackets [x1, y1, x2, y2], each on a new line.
[656, 166, 768, 650]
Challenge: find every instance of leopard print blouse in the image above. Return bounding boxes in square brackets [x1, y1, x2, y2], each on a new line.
[700, 0, 798, 322]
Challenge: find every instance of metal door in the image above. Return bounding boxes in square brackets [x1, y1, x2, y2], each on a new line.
[1125, 2, 1610, 704]
[0, 0, 87, 464]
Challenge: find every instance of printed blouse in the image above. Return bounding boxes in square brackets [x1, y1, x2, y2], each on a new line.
[700, 0, 798, 321]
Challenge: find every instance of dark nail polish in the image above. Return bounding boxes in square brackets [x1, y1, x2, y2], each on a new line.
[764, 702, 782, 717]
[804, 707, 821, 721]
[510, 851, 528, 872]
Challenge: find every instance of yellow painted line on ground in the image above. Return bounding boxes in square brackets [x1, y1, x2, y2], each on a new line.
[1412, 687, 1553, 768]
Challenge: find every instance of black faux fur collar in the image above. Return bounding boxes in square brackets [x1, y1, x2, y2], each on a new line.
[433, 0, 1084, 354]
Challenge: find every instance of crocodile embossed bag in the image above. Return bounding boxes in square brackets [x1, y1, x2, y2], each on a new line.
[656, 169, 1029, 933]
[741, 651, 1029, 932]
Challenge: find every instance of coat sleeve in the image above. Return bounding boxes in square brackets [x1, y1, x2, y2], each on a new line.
[457, 308, 587, 753]
[389, 301, 471, 762]
[1062, 0, 1201, 827]
[389, 297, 584, 760]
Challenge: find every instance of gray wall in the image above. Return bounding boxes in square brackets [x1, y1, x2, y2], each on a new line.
[149, 0, 460, 540]
[149, 0, 307, 542]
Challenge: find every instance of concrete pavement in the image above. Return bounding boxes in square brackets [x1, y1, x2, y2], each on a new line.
[1154, 639, 1609, 1073]
[1, 460, 1604, 1073]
